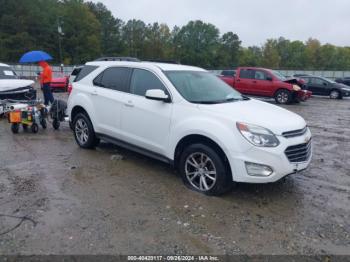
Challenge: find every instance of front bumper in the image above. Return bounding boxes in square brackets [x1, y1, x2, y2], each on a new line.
[341, 90, 350, 97]
[296, 90, 312, 101]
[228, 129, 312, 183]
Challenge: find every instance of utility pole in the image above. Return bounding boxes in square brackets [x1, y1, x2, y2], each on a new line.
[57, 17, 64, 66]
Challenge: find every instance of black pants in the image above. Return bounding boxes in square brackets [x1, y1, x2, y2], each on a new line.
[42, 83, 54, 106]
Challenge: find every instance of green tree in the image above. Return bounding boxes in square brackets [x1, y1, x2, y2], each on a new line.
[60, 0, 101, 64]
[262, 39, 281, 68]
[122, 19, 147, 58]
[174, 20, 220, 68]
[86, 1, 125, 57]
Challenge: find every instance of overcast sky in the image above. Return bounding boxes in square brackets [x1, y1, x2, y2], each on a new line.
[93, 0, 349, 47]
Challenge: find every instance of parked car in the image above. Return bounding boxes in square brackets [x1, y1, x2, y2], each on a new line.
[220, 69, 236, 78]
[67, 66, 83, 94]
[220, 67, 312, 104]
[0, 63, 36, 100]
[299, 76, 350, 99]
[335, 77, 350, 87]
[68, 60, 312, 196]
[50, 72, 69, 92]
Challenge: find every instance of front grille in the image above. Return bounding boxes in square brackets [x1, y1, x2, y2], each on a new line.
[282, 126, 307, 138]
[285, 139, 312, 163]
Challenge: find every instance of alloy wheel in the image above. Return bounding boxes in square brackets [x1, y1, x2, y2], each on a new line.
[185, 152, 217, 191]
[277, 92, 289, 103]
[75, 118, 89, 145]
[330, 91, 339, 99]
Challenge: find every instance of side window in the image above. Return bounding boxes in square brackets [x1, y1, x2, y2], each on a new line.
[97, 67, 132, 92]
[239, 69, 254, 79]
[130, 69, 167, 96]
[300, 77, 311, 84]
[254, 70, 268, 80]
[312, 78, 326, 86]
[74, 65, 97, 82]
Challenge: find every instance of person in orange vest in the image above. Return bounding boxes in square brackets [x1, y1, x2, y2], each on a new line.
[38, 61, 54, 105]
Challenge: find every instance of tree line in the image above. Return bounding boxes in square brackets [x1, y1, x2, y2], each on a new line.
[1, 0, 350, 70]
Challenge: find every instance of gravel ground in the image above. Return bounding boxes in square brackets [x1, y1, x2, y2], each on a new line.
[0, 93, 349, 255]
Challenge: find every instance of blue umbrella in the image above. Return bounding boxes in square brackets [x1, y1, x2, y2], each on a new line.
[19, 50, 53, 63]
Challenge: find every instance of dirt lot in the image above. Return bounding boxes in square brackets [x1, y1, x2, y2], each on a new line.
[0, 94, 349, 255]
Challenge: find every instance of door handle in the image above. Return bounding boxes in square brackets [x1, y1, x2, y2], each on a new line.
[124, 101, 134, 107]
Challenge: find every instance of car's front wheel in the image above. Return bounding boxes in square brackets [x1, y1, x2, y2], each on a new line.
[179, 143, 232, 196]
[73, 113, 99, 149]
[330, 90, 341, 99]
[275, 89, 292, 104]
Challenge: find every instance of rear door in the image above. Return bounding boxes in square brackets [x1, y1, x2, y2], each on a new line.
[92, 67, 132, 138]
[120, 68, 173, 156]
[236, 69, 255, 94]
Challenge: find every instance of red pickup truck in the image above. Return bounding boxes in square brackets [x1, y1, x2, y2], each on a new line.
[220, 67, 312, 104]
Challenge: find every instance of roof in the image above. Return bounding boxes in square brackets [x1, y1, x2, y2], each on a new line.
[86, 61, 205, 72]
[0, 63, 10, 67]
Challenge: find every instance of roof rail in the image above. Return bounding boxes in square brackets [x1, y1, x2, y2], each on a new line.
[145, 59, 181, 64]
[94, 57, 140, 62]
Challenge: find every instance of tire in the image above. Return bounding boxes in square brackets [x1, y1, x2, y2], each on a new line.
[52, 119, 60, 130]
[275, 89, 292, 104]
[40, 119, 47, 129]
[330, 90, 340, 99]
[11, 123, 19, 134]
[31, 123, 39, 133]
[73, 112, 99, 149]
[179, 143, 233, 196]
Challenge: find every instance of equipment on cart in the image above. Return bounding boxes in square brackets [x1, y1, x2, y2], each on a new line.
[7, 100, 48, 134]
[49, 99, 67, 130]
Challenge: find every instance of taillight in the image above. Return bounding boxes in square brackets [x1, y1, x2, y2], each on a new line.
[68, 84, 72, 94]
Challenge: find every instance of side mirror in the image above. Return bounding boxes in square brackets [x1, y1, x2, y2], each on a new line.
[145, 89, 171, 102]
[266, 76, 273, 81]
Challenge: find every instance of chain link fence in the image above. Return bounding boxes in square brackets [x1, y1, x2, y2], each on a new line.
[7, 63, 350, 80]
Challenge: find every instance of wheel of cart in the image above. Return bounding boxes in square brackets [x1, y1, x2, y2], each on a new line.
[11, 123, 20, 134]
[52, 119, 60, 130]
[31, 123, 39, 133]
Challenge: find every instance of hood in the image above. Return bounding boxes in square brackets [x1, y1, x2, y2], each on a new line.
[335, 82, 350, 90]
[284, 77, 304, 85]
[198, 99, 306, 135]
[0, 79, 34, 92]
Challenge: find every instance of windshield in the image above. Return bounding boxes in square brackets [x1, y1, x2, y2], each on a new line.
[321, 77, 336, 84]
[165, 70, 245, 104]
[0, 66, 18, 79]
[271, 70, 287, 81]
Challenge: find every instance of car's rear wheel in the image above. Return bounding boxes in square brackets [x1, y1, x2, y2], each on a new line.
[73, 113, 99, 149]
[330, 90, 340, 99]
[179, 143, 232, 196]
[275, 89, 292, 104]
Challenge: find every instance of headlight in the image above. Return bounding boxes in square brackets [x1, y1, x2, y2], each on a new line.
[293, 85, 301, 91]
[237, 122, 280, 147]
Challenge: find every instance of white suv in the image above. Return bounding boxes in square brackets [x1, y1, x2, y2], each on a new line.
[67, 61, 312, 195]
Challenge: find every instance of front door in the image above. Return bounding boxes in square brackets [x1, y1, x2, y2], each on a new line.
[120, 68, 173, 156]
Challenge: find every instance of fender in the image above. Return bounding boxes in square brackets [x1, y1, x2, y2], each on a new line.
[167, 116, 253, 161]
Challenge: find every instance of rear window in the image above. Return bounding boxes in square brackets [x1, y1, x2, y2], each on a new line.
[74, 65, 98, 82]
[0, 66, 18, 79]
